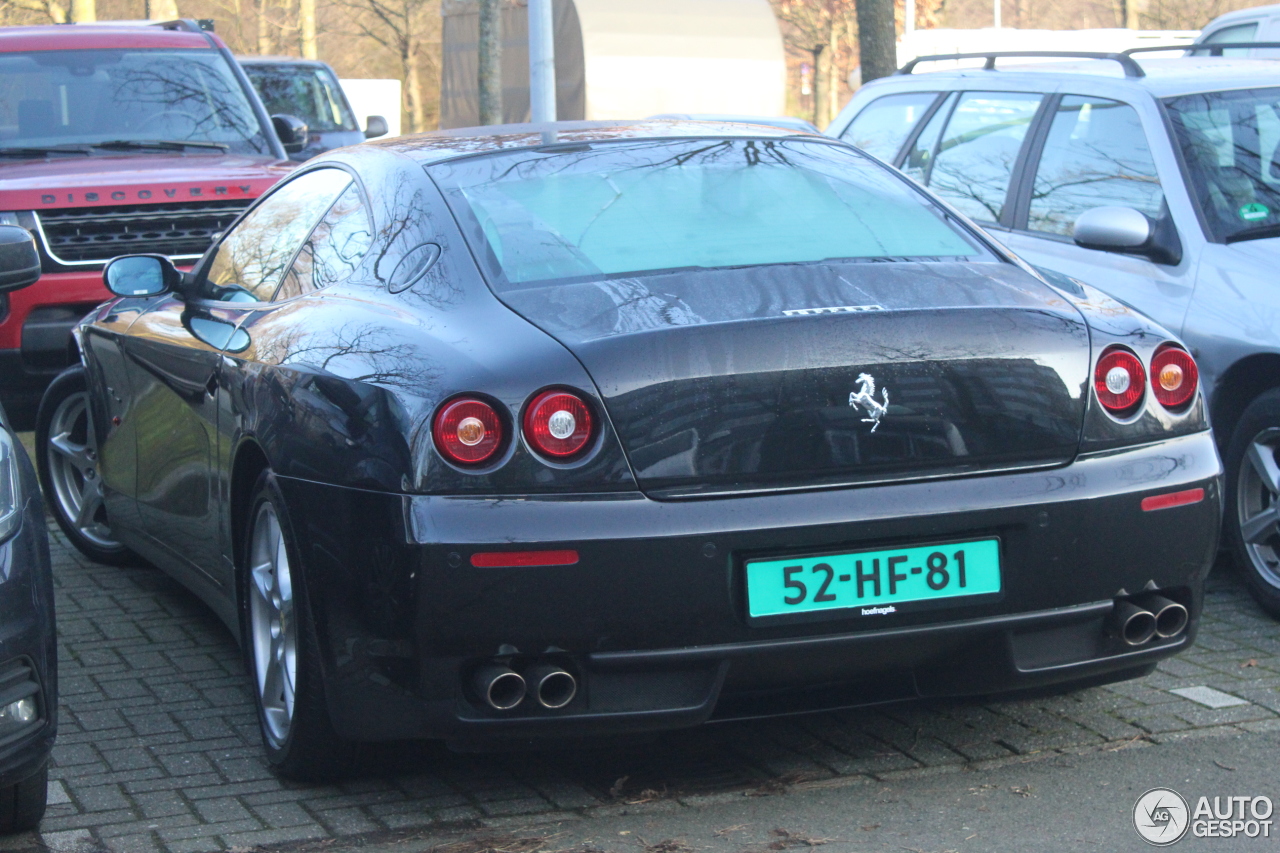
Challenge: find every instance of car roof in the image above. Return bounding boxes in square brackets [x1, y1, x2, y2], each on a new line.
[886, 56, 1280, 98]
[372, 119, 827, 164]
[0, 24, 219, 52]
[1202, 3, 1280, 27]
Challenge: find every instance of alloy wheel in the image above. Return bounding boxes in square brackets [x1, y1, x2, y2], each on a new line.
[1237, 426, 1280, 591]
[45, 391, 119, 549]
[249, 502, 297, 747]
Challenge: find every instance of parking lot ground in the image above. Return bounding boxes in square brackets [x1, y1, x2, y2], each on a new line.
[5, 514, 1280, 853]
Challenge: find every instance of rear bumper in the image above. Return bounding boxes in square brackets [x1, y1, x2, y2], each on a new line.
[276, 430, 1222, 743]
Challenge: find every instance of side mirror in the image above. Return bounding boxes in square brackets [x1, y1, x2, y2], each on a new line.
[364, 115, 389, 139]
[104, 254, 181, 298]
[1073, 206, 1182, 265]
[271, 114, 310, 154]
[0, 225, 40, 293]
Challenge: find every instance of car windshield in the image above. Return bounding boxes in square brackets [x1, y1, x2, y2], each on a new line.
[1166, 87, 1280, 242]
[429, 138, 990, 288]
[0, 48, 269, 155]
[243, 63, 357, 133]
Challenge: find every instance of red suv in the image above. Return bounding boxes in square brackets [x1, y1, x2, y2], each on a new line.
[0, 20, 298, 423]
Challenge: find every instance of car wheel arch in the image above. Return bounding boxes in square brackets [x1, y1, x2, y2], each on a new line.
[230, 438, 271, 578]
[1211, 352, 1280, 445]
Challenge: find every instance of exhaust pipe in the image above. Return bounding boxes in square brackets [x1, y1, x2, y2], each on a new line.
[1138, 594, 1189, 639]
[526, 664, 577, 709]
[473, 665, 526, 710]
[1110, 599, 1157, 646]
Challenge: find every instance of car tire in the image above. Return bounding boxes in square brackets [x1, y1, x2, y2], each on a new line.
[35, 366, 135, 566]
[0, 760, 48, 833]
[1225, 388, 1280, 618]
[241, 469, 357, 781]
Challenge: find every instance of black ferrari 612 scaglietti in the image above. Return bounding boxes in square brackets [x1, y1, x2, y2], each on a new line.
[37, 121, 1221, 780]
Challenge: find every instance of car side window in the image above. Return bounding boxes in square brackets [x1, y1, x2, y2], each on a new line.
[204, 168, 352, 302]
[1193, 22, 1258, 57]
[275, 182, 373, 301]
[925, 92, 1043, 224]
[1027, 96, 1164, 237]
[902, 93, 955, 183]
[842, 92, 939, 162]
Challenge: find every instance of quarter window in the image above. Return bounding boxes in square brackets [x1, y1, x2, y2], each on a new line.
[842, 92, 939, 162]
[204, 168, 352, 302]
[276, 183, 373, 300]
[1028, 96, 1164, 237]
[925, 92, 1043, 224]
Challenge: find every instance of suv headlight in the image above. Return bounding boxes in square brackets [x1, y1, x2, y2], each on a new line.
[0, 431, 22, 545]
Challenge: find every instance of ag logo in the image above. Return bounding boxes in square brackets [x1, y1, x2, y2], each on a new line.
[1134, 788, 1190, 845]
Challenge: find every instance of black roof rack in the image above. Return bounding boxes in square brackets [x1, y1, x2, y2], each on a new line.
[897, 51, 1145, 78]
[1124, 41, 1280, 56]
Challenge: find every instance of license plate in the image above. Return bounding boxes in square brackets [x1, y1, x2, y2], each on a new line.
[745, 538, 1001, 620]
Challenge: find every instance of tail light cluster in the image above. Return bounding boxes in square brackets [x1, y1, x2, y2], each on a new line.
[1093, 343, 1198, 418]
[432, 389, 596, 468]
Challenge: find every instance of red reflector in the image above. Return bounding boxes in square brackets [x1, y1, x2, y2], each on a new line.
[469, 550, 580, 568]
[1141, 488, 1205, 512]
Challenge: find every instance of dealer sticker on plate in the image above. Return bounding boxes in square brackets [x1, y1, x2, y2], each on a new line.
[745, 539, 1001, 619]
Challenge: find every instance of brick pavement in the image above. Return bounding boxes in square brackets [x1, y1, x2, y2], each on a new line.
[5, 520, 1280, 853]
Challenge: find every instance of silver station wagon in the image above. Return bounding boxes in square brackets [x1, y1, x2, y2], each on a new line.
[829, 48, 1280, 615]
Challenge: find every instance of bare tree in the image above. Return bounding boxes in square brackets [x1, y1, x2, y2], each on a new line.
[858, 0, 897, 84]
[334, 0, 440, 132]
[477, 0, 501, 125]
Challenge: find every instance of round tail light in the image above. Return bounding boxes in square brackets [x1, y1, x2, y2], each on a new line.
[1150, 344, 1198, 411]
[433, 398, 503, 466]
[523, 390, 594, 459]
[1094, 346, 1145, 417]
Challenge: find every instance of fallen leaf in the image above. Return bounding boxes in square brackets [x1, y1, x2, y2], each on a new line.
[860, 824, 880, 831]
[714, 825, 748, 837]
[1241, 659, 1259, 668]
[610, 775, 630, 799]
[1010, 785, 1033, 797]
[1214, 760, 1236, 771]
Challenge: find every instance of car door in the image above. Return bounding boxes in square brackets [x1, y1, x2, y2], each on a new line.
[999, 94, 1198, 337]
[123, 167, 354, 587]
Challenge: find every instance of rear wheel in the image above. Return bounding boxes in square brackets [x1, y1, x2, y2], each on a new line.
[35, 367, 134, 566]
[241, 469, 357, 781]
[0, 760, 48, 833]
[1225, 389, 1280, 617]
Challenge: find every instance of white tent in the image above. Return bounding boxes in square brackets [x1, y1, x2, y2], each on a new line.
[441, 0, 785, 128]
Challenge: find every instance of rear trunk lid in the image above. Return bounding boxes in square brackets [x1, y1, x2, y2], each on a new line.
[500, 260, 1090, 498]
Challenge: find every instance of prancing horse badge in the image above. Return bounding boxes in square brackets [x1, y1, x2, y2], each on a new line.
[849, 373, 889, 432]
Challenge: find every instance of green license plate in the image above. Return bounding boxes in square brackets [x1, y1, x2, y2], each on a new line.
[745, 539, 1001, 620]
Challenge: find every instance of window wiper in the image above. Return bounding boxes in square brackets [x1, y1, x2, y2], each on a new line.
[93, 139, 230, 152]
[0, 145, 92, 157]
[1225, 222, 1280, 244]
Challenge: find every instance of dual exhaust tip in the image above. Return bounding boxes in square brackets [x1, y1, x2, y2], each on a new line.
[473, 663, 577, 711]
[1111, 594, 1189, 646]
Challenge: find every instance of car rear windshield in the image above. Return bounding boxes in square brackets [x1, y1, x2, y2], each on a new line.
[428, 138, 991, 288]
[243, 63, 357, 133]
[1166, 87, 1280, 242]
[0, 48, 269, 155]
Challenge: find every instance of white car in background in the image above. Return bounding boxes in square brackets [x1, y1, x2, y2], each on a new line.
[1194, 3, 1280, 56]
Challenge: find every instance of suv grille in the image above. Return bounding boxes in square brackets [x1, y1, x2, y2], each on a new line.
[36, 199, 252, 264]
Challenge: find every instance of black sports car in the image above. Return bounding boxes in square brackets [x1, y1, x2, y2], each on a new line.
[0, 225, 56, 831]
[38, 122, 1221, 780]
